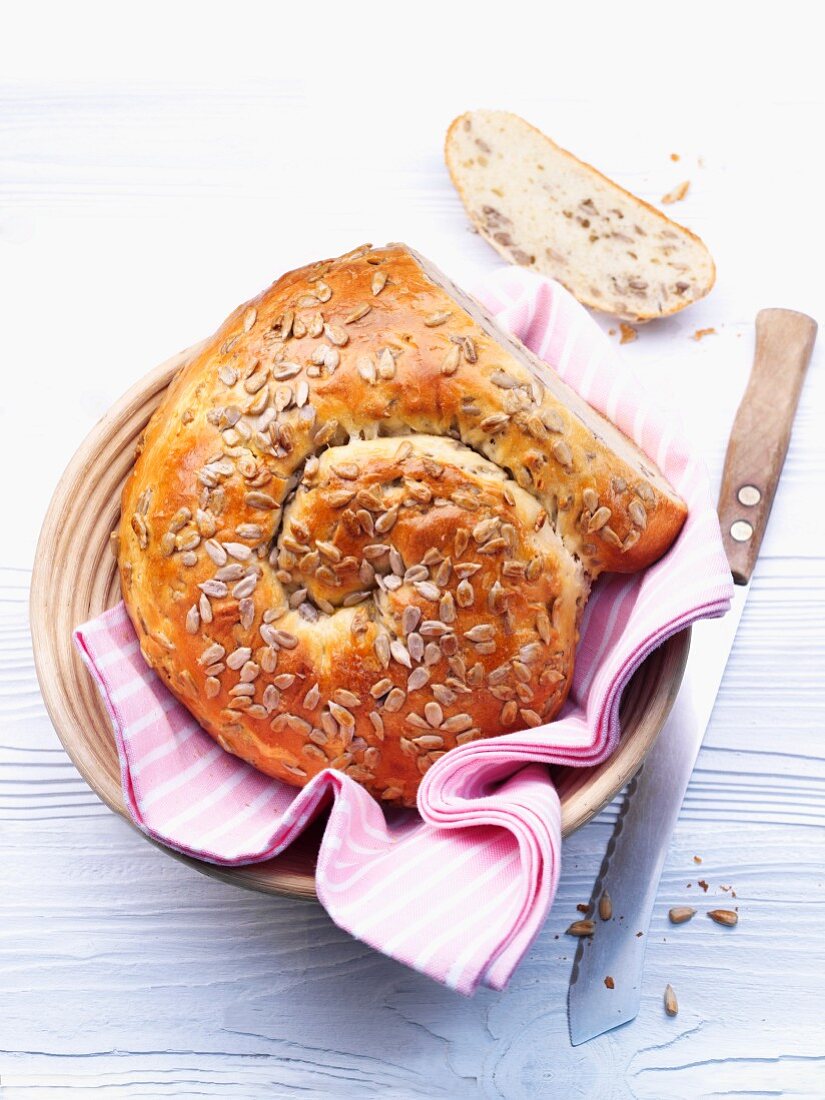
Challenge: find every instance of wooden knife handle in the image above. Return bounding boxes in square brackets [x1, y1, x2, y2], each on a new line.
[719, 308, 817, 584]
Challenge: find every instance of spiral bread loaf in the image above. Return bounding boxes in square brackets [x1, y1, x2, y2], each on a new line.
[119, 244, 687, 806]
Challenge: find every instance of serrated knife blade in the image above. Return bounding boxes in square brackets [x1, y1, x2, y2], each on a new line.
[567, 307, 816, 1046]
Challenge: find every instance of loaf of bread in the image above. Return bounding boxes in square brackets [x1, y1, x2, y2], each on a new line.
[119, 244, 687, 806]
[445, 110, 715, 322]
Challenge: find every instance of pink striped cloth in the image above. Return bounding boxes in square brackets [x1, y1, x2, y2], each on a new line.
[74, 269, 733, 995]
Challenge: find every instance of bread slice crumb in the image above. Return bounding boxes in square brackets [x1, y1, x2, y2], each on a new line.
[619, 322, 638, 344]
[445, 110, 714, 323]
[692, 327, 716, 341]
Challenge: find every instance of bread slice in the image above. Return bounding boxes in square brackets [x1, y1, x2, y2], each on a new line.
[445, 110, 715, 323]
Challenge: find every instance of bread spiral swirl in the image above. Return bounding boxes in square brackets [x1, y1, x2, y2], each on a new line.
[119, 244, 686, 805]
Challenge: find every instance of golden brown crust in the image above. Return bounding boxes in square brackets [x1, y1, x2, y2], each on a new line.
[119, 244, 686, 805]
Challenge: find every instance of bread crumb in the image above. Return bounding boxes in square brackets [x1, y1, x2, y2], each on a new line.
[693, 855, 703, 864]
[608, 328, 616, 336]
[661, 180, 690, 204]
[576, 902, 590, 914]
[619, 322, 637, 344]
[604, 976, 615, 989]
[692, 327, 716, 341]
[698, 879, 709, 893]
[670, 153, 680, 162]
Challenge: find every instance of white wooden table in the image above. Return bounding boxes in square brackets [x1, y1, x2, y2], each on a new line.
[2, 4, 823, 1096]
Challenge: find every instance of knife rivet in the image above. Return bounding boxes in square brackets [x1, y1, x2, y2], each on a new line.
[737, 485, 761, 506]
[730, 520, 753, 542]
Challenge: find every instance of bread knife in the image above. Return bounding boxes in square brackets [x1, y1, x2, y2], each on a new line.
[567, 308, 817, 1046]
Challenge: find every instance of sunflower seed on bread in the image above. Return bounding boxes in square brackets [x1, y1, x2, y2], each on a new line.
[445, 109, 715, 323]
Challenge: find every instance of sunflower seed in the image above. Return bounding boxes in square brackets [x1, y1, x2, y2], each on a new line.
[273, 362, 302, 381]
[414, 581, 439, 601]
[464, 624, 494, 643]
[413, 734, 444, 751]
[454, 579, 473, 608]
[424, 311, 451, 327]
[333, 689, 361, 709]
[175, 529, 200, 552]
[371, 270, 387, 295]
[357, 355, 376, 383]
[232, 574, 257, 599]
[202, 676, 221, 700]
[316, 540, 342, 563]
[490, 370, 519, 389]
[668, 906, 696, 924]
[438, 593, 456, 623]
[344, 303, 371, 324]
[441, 345, 461, 376]
[384, 687, 406, 712]
[441, 713, 473, 733]
[566, 920, 595, 937]
[419, 620, 449, 638]
[588, 506, 612, 532]
[511, 660, 530, 684]
[473, 517, 499, 544]
[407, 632, 425, 662]
[390, 640, 412, 668]
[300, 743, 325, 764]
[377, 348, 396, 380]
[582, 488, 599, 512]
[407, 667, 430, 692]
[374, 633, 391, 668]
[455, 728, 481, 745]
[708, 909, 738, 927]
[424, 701, 443, 728]
[375, 506, 399, 534]
[245, 491, 280, 511]
[628, 499, 648, 528]
[452, 491, 480, 511]
[324, 323, 348, 347]
[402, 606, 421, 635]
[498, 700, 517, 725]
[259, 685, 279, 712]
[331, 462, 360, 480]
[226, 647, 252, 671]
[185, 605, 200, 634]
[198, 580, 228, 599]
[480, 413, 509, 433]
[300, 683, 320, 709]
[664, 984, 678, 1017]
[519, 708, 543, 727]
[240, 660, 260, 683]
[215, 564, 244, 582]
[370, 678, 393, 699]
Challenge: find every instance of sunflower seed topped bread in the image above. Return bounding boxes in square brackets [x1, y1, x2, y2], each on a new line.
[446, 110, 716, 322]
[119, 243, 687, 806]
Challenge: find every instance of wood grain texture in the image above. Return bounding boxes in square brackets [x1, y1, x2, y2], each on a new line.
[718, 309, 817, 582]
[2, 5, 824, 1095]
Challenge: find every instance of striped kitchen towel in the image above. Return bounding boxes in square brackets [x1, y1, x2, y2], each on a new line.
[74, 268, 734, 995]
